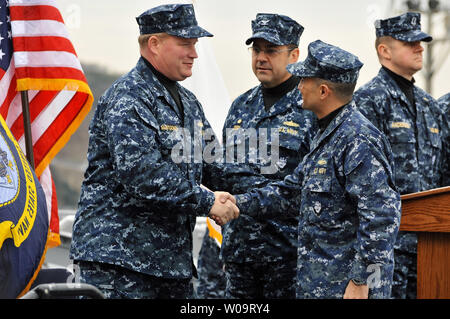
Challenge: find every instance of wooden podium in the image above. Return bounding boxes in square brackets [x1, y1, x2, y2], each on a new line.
[400, 186, 450, 299]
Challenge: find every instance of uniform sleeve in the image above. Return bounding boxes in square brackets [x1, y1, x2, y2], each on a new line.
[234, 162, 303, 220]
[212, 98, 301, 215]
[343, 135, 401, 284]
[353, 90, 386, 133]
[201, 102, 272, 194]
[202, 160, 273, 194]
[105, 97, 215, 217]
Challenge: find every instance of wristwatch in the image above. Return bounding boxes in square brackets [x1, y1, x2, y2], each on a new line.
[351, 279, 367, 286]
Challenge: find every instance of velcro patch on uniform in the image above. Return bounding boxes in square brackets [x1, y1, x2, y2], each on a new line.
[390, 122, 411, 129]
[160, 124, 178, 131]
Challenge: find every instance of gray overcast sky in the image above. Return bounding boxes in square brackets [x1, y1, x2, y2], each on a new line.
[56, 0, 449, 101]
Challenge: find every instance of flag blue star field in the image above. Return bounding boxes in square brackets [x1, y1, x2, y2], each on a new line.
[0, 114, 49, 298]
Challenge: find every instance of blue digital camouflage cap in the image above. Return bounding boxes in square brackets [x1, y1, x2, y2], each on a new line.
[136, 4, 213, 38]
[375, 12, 432, 42]
[287, 40, 363, 83]
[245, 13, 304, 46]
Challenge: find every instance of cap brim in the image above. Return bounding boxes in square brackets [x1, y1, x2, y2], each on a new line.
[167, 25, 213, 38]
[287, 62, 317, 78]
[392, 29, 432, 43]
[245, 31, 283, 46]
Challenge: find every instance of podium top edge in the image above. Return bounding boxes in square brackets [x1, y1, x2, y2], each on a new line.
[401, 186, 450, 201]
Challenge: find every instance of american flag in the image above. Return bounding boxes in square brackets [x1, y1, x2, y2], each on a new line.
[0, 0, 93, 247]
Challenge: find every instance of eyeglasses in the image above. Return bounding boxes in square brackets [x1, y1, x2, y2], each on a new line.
[248, 46, 296, 57]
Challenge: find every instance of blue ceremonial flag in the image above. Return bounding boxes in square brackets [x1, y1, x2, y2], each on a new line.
[0, 114, 49, 298]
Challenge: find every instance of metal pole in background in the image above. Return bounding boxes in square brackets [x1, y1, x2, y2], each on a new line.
[425, 8, 434, 94]
[21, 90, 35, 170]
[397, 0, 450, 96]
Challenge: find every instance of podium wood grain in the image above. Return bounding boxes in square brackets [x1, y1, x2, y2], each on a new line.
[417, 233, 450, 298]
[400, 187, 450, 233]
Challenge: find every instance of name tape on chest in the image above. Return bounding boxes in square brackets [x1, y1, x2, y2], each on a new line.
[390, 122, 411, 129]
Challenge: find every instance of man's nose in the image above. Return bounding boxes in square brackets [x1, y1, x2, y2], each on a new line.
[188, 45, 198, 59]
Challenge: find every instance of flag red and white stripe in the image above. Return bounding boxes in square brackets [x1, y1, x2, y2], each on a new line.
[0, 0, 93, 247]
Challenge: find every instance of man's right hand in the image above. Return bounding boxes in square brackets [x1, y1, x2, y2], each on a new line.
[208, 192, 239, 226]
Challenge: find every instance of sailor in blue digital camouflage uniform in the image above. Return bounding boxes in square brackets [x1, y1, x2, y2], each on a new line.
[197, 13, 317, 299]
[69, 4, 241, 299]
[196, 223, 226, 298]
[438, 93, 450, 186]
[353, 12, 449, 299]
[234, 40, 401, 299]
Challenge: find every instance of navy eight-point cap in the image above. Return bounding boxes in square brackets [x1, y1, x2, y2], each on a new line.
[136, 4, 213, 38]
[287, 40, 363, 84]
[245, 13, 304, 46]
[374, 12, 432, 42]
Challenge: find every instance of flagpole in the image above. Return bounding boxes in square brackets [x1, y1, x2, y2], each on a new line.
[21, 90, 35, 170]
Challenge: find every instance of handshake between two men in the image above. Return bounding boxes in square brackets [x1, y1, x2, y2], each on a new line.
[208, 192, 240, 226]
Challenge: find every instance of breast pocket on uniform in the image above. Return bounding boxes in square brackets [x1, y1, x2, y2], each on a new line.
[303, 172, 347, 233]
[223, 128, 248, 164]
[304, 173, 332, 218]
[388, 123, 417, 162]
[159, 124, 188, 161]
[278, 129, 301, 150]
[389, 122, 415, 144]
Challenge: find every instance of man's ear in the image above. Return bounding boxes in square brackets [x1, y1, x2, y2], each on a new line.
[377, 43, 391, 61]
[289, 48, 300, 63]
[147, 35, 161, 55]
[319, 83, 330, 100]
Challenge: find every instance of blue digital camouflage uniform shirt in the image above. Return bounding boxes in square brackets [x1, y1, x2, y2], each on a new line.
[438, 93, 449, 113]
[197, 12, 309, 299]
[235, 102, 401, 298]
[220, 82, 317, 264]
[438, 93, 450, 186]
[69, 57, 228, 280]
[353, 67, 447, 298]
[353, 68, 447, 250]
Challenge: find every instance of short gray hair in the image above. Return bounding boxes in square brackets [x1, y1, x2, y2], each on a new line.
[138, 32, 168, 49]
